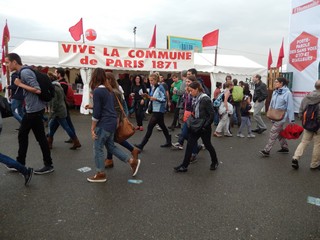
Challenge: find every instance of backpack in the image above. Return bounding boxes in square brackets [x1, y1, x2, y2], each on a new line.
[0, 95, 13, 118]
[213, 92, 224, 108]
[198, 78, 210, 96]
[302, 103, 320, 132]
[232, 86, 244, 102]
[60, 82, 75, 107]
[20, 67, 55, 102]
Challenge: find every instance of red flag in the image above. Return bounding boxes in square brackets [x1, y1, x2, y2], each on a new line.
[268, 48, 273, 70]
[2, 21, 10, 75]
[276, 39, 284, 68]
[148, 25, 156, 48]
[69, 18, 83, 41]
[202, 29, 219, 47]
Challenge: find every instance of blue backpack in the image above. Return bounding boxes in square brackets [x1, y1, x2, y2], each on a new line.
[213, 92, 224, 108]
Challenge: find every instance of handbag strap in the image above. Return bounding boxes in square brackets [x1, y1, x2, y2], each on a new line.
[114, 94, 126, 116]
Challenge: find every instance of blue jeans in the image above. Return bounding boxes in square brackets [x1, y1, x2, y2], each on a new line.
[106, 140, 134, 160]
[11, 99, 24, 123]
[94, 127, 130, 172]
[0, 153, 28, 175]
[178, 123, 200, 155]
[48, 117, 76, 139]
[50, 113, 76, 138]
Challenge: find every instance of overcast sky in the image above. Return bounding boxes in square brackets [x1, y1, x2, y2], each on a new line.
[0, 0, 291, 66]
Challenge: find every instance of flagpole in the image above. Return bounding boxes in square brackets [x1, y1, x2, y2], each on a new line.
[3, 20, 10, 87]
[214, 45, 218, 66]
[82, 18, 85, 44]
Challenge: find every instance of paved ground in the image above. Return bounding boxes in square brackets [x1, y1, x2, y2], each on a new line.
[1, 110, 320, 240]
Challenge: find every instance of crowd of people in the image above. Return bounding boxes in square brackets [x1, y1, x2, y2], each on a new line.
[1, 53, 320, 186]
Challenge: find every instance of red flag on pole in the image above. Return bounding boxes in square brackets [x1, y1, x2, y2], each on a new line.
[148, 25, 156, 48]
[202, 29, 219, 47]
[2, 21, 10, 75]
[268, 48, 273, 70]
[276, 39, 284, 68]
[69, 18, 83, 41]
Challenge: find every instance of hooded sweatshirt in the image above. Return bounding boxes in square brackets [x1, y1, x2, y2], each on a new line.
[298, 90, 320, 118]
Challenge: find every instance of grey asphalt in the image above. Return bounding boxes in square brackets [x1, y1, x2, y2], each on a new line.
[1, 111, 320, 240]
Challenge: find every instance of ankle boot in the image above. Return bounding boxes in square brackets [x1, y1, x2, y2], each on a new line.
[160, 135, 172, 147]
[70, 137, 81, 150]
[131, 147, 140, 161]
[47, 136, 53, 149]
[104, 159, 114, 168]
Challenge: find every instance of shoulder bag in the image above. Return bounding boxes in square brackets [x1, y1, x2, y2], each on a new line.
[266, 108, 285, 121]
[114, 95, 135, 143]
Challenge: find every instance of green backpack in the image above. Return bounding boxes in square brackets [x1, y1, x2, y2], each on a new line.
[232, 86, 244, 102]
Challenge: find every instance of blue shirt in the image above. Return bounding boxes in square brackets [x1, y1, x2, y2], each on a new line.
[92, 86, 117, 132]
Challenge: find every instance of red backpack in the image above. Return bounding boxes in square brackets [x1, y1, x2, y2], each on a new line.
[60, 82, 75, 107]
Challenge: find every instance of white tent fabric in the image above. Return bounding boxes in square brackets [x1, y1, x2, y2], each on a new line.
[11, 40, 267, 109]
[79, 68, 92, 114]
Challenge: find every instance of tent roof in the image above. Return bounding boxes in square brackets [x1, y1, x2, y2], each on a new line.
[12, 40, 267, 76]
[194, 52, 267, 76]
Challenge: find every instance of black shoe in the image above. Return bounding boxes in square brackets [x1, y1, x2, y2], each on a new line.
[168, 125, 175, 131]
[34, 165, 54, 175]
[210, 161, 219, 170]
[64, 138, 73, 143]
[277, 148, 289, 153]
[259, 150, 270, 157]
[252, 128, 260, 133]
[160, 143, 172, 148]
[257, 128, 267, 134]
[174, 165, 188, 172]
[24, 168, 33, 186]
[292, 159, 299, 170]
[134, 144, 143, 151]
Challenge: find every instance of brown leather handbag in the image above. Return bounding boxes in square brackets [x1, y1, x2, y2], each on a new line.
[266, 108, 286, 121]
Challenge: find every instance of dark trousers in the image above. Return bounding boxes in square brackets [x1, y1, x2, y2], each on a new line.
[170, 102, 180, 127]
[181, 127, 218, 168]
[134, 101, 145, 127]
[17, 109, 52, 166]
[140, 112, 170, 147]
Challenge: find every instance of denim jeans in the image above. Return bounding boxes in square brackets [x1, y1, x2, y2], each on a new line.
[11, 99, 24, 123]
[94, 127, 130, 172]
[17, 110, 52, 166]
[106, 140, 134, 160]
[0, 153, 28, 175]
[48, 117, 76, 139]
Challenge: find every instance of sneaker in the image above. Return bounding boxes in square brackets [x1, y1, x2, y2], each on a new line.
[129, 159, 141, 177]
[139, 126, 144, 131]
[172, 142, 183, 150]
[156, 125, 162, 131]
[237, 133, 245, 138]
[104, 159, 114, 168]
[259, 150, 270, 157]
[87, 172, 107, 183]
[224, 133, 233, 137]
[24, 168, 33, 186]
[34, 165, 54, 175]
[135, 126, 140, 130]
[6, 166, 18, 172]
[210, 161, 219, 170]
[190, 155, 198, 164]
[292, 159, 299, 170]
[277, 148, 289, 153]
[200, 144, 205, 150]
[213, 132, 222, 137]
[175, 134, 180, 138]
[247, 133, 256, 138]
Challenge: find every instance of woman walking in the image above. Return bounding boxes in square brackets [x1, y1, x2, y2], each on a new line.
[174, 81, 219, 172]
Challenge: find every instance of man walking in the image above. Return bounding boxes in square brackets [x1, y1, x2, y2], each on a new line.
[252, 74, 268, 134]
[5, 53, 54, 174]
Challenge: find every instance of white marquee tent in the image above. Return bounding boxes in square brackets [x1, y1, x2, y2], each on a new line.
[2, 40, 267, 113]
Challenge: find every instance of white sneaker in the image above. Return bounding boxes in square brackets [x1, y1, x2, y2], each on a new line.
[247, 133, 256, 138]
[156, 125, 162, 131]
[237, 133, 245, 138]
[172, 142, 183, 150]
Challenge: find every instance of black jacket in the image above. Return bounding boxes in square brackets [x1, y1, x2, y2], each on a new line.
[253, 81, 268, 103]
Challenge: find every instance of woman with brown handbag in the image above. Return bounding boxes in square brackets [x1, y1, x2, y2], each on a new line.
[260, 77, 295, 157]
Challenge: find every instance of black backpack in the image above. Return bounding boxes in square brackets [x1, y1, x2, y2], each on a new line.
[19, 67, 55, 102]
[302, 103, 320, 132]
[0, 95, 13, 118]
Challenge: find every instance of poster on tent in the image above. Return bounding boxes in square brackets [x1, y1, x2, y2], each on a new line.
[288, 0, 320, 111]
[58, 42, 194, 72]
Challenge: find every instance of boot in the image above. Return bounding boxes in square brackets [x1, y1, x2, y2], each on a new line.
[105, 159, 114, 168]
[70, 137, 81, 150]
[131, 147, 140, 161]
[134, 136, 148, 151]
[160, 135, 172, 148]
[47, 136, 53, 149]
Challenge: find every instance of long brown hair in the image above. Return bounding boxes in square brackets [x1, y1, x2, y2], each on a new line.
[89, 68, 112, 92]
